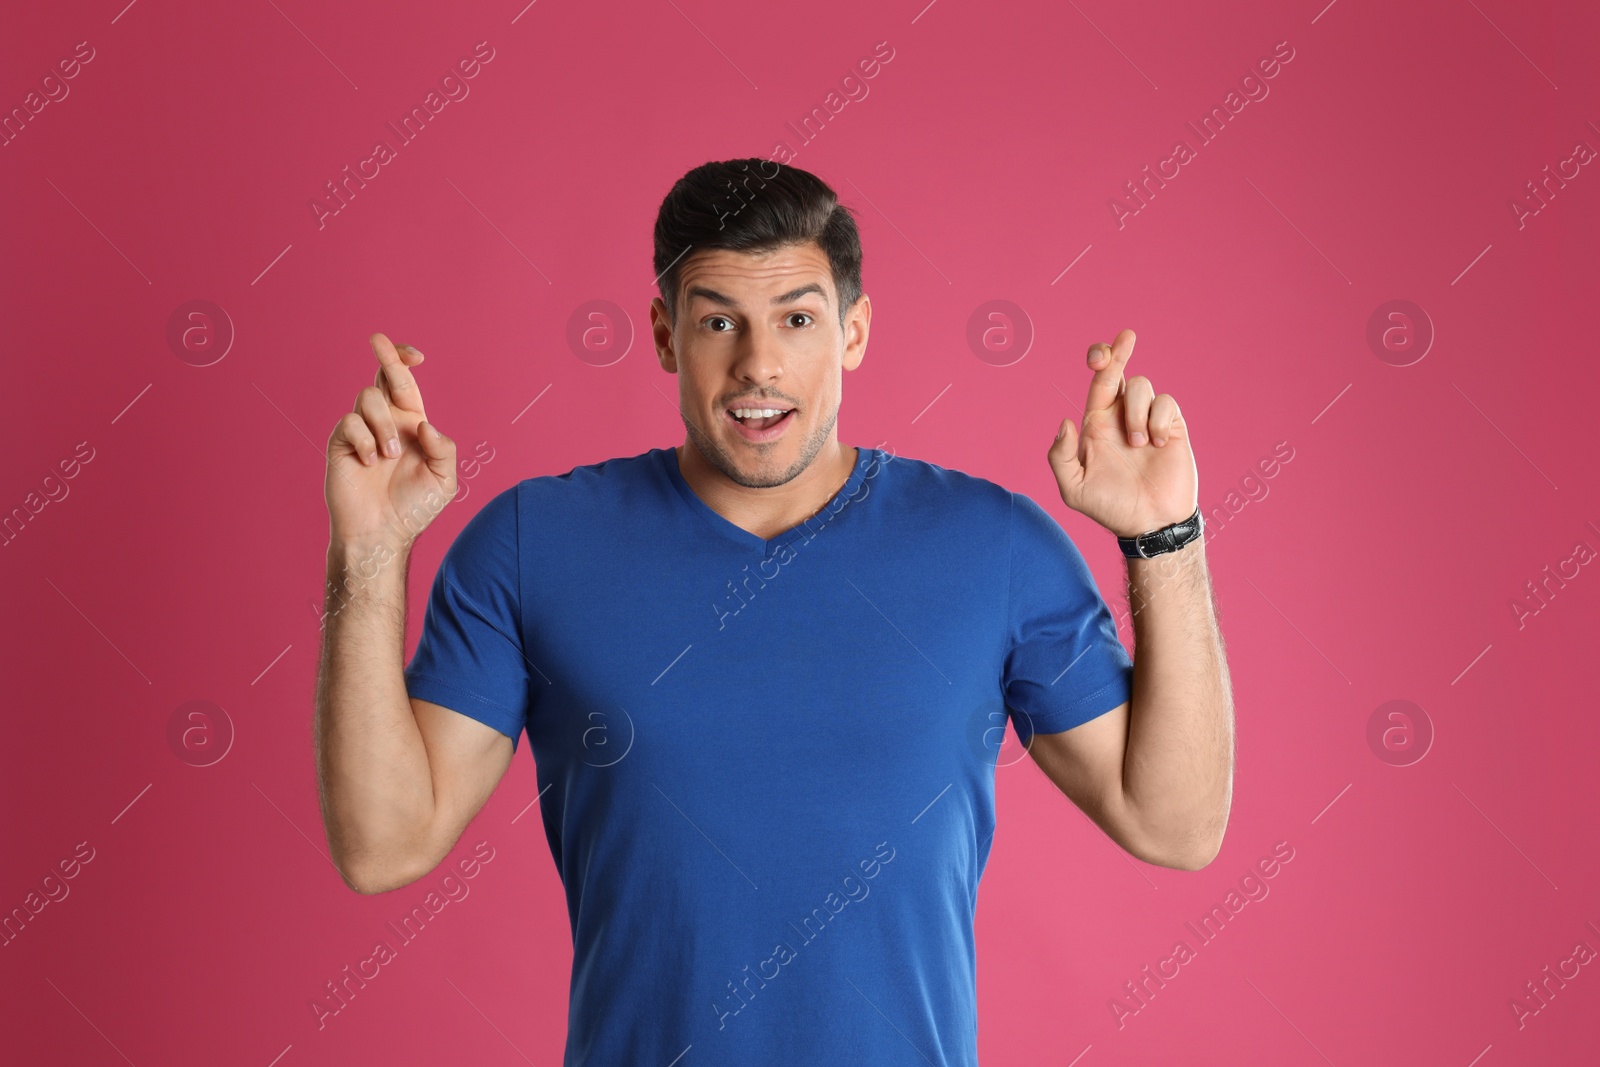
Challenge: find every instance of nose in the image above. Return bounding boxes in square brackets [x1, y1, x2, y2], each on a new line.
[729, 320, 785, 391]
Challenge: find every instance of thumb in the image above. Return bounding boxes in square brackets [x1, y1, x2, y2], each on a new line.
[416, 421, 457, 485]
[1048, 417, 1084, 496]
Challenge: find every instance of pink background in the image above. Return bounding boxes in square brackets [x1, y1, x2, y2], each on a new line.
[4, 0, 1598, 1063]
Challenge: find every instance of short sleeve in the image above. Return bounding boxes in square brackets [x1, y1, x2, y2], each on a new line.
[403, 483, 529, 751]
[1002, 491, 1133, 744]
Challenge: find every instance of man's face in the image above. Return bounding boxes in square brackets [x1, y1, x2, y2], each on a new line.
[651, 241, 869, 489]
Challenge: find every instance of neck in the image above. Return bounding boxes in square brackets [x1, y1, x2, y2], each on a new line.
[676, 439, 859, 541]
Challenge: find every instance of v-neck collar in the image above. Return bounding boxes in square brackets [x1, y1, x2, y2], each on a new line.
[658, 444, 876, 555]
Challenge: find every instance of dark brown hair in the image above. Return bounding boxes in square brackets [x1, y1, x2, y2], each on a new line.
[653, 158, 863, 329]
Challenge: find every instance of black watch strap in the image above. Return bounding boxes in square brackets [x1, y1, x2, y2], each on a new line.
[1117, 507, 1203, 558]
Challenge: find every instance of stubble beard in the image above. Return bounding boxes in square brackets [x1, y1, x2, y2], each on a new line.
[682, 401, 839, 490]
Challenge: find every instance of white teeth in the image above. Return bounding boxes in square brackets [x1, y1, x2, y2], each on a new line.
[733, 408, 787, 419]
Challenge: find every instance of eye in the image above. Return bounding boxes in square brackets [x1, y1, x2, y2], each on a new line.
[703, 315, 735, 332]
[786, 312, 814, 328]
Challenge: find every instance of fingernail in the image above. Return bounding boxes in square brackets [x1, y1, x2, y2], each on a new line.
[387, 437, 400, 457]
[1130, 431, 1147, 446]
[1153, 436, 1166, 446]
[366, 450, 378, 465]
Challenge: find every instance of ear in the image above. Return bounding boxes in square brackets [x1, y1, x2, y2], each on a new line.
[650, 296, 678, 373]
[842, 293, 871, 372]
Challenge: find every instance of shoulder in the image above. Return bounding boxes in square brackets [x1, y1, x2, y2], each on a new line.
[519, 447, 662, 493]
[1004, 483, 1101, 582]
[446, 448, 663, 545]
[867, 448, 1014, 518]
[499, 447, 666, 512]
[879, 452, 1089, 563]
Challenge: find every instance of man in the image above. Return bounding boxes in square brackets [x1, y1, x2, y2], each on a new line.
[315, 158, 1233, 1064]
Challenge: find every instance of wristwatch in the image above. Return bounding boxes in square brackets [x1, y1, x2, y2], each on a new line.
[1116, 506, 1203, 558]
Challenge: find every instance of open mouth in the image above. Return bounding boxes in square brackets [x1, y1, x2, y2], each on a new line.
[725, 404, 796, 440]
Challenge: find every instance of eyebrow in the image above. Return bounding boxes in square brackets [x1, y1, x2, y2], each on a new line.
[685, 282, 831, 310]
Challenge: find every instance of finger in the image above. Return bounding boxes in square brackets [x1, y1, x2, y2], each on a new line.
[355, 385, 402, 460]
[1084, 328, 1136, 416]
[369, 333, 427, 419]
[330, 411, 380, 466]
[416, 420, 458, 492]
[1148, 394, 1183, 446]
[374, 343, 425, 398]
[1124, 375, 1154, 446]
[1047, 416, 1085, 497]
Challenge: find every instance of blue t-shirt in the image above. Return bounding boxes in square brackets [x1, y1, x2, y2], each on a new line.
[403, 444, 1133, 1065]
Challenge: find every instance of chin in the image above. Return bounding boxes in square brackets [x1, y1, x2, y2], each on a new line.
[725, 447, 803, 489]
[686, 406, 835, 489]
[720, 432, 813, 489]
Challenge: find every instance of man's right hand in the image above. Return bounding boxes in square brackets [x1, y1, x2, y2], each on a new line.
[324, 332, 458, 548]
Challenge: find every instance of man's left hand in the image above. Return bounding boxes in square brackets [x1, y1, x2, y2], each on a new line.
[1048, 328, 1199, 540]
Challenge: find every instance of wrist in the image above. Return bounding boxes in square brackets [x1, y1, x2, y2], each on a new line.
[1127, 534, 1205, 565]
[329, 516, 419, 560]
[327, 536, 410, 576]
[322, 538, 410, 621]
[1114, 506, 1203, 559]
[330, 537, 399, 560]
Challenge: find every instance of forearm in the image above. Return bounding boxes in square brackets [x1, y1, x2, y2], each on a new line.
[314, 540, 437, 892]
[1121, 538, 1234, 867]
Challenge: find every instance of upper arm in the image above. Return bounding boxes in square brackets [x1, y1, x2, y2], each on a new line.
[1025, 703, 1213, 871]
[1001, 489, 1137, 792]
[398, 482, 531, 873]
[1023, 701, 1143, 848]
[999, 492, 1158, 858]
[412, 697, 515, 866]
